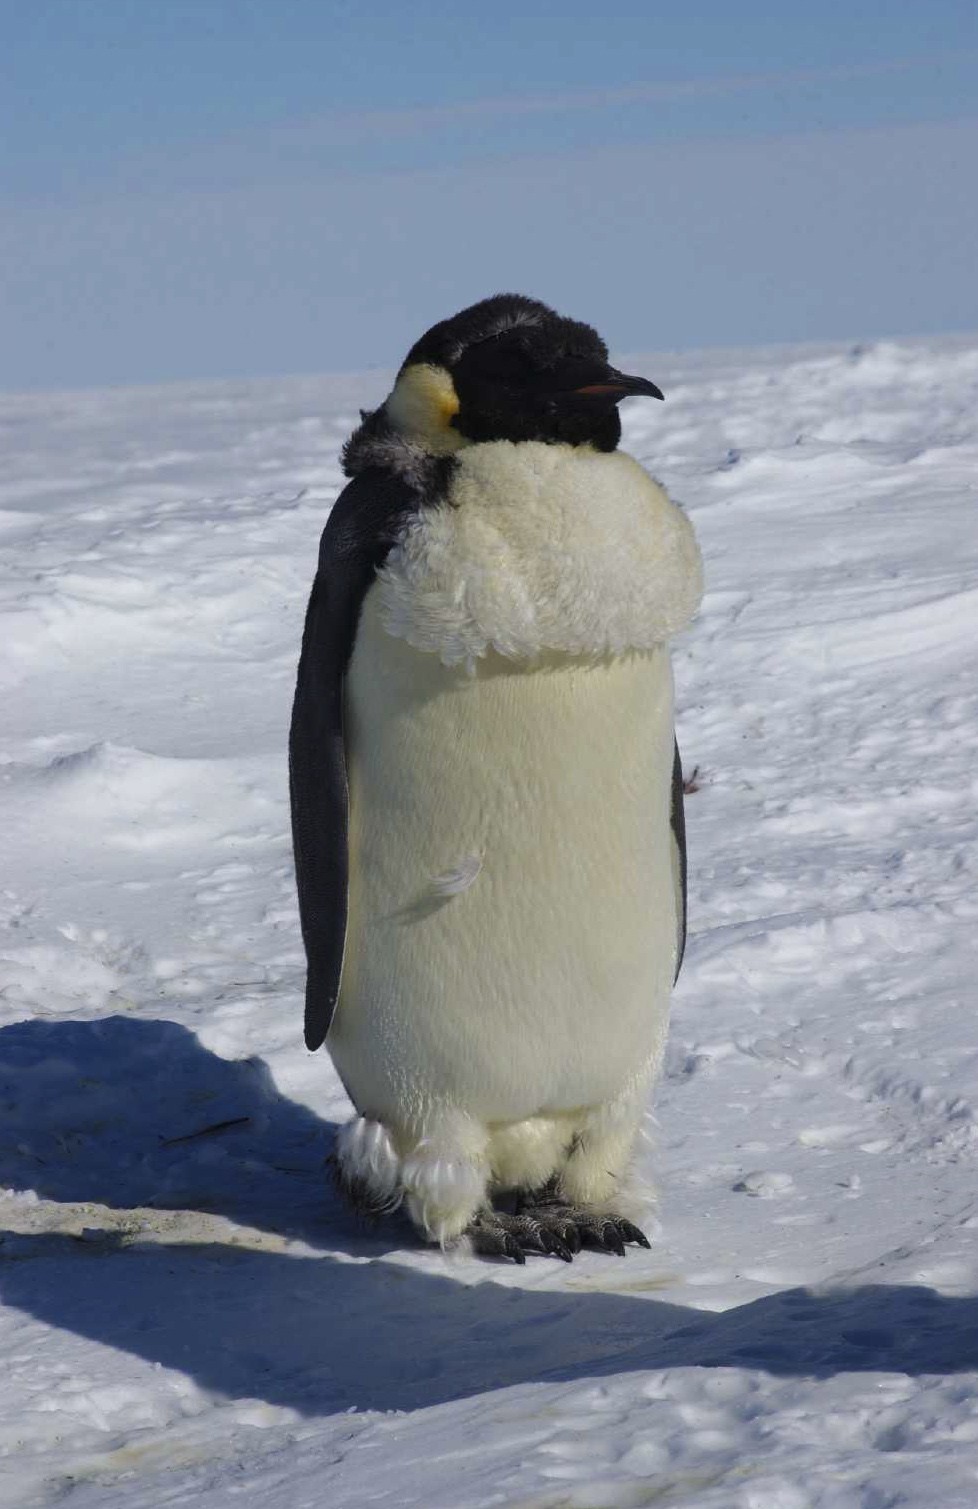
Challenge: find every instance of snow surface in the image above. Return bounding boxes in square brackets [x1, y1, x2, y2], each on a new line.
[2, 334, 978, 1508]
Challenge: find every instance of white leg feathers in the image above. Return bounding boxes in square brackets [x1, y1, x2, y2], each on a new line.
[334, 1115, 402, 1212]
[335, 1110, 489, 1245]
[559, 1083, 655, 1221]
[401, 1151, 488, 1246]
[401, 1110, 489, 1245]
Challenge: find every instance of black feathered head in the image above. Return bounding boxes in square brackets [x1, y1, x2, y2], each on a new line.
[343, 294, 662, 478]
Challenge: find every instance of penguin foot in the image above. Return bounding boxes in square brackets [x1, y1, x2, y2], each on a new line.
[466, 1207, 577, 1264]
[517, 1179, 652, 1257]
[466, 1196, 651, 1264]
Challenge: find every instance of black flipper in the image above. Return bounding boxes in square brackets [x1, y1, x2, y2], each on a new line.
[289, 470, 421, 1050]
[671, 738, 688, 984]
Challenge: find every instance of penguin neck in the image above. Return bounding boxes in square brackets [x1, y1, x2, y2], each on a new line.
[341, 404, 460, 496]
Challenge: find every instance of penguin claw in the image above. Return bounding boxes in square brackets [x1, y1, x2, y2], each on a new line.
[539, 1228, 575, 1263]
[465, 1200, 651, 1264]
[465, 1212, 527, 1263]
[618, 1219, 652, 1249]
[595, 1220, 627, 1257]
[573, 1212, 652, 1256]
[556, 1219, 582, 1255]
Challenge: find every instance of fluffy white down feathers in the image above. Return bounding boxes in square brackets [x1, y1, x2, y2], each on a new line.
[376, 441, 702, 668]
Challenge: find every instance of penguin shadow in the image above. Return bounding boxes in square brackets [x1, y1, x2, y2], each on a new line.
[0, 1014, 389, 1252]
[2, 1017, 978, 1418]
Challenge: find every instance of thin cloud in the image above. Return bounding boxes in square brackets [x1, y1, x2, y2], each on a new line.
[265, 51, 975, 148]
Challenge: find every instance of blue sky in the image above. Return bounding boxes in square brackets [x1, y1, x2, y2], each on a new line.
[1, 0, 976, 389]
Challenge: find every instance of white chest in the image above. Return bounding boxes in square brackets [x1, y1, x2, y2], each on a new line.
[332, 594, 679, 1121]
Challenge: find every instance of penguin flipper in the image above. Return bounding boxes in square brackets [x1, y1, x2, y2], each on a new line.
[289, 469, 419, 1050]
[671, 738, 688, 984]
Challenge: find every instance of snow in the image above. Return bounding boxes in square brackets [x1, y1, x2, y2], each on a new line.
[2, 333, 978, 1508]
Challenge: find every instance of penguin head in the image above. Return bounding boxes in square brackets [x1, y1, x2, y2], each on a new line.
[384, 294, 663, 456]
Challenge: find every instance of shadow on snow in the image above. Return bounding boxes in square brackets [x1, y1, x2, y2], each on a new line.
[2, 1016, 977, 1417]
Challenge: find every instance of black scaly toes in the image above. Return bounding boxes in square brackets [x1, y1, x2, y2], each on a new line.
[552, 1209, 651, 1257]
[518, 1184, 652, 1257]
[467, 1209, 572, 1263]
[467, 1211, 527, 1263]
[466, 1201, 651, 1264]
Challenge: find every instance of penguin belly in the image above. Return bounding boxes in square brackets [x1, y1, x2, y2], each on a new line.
[327, 589, 678, 1132]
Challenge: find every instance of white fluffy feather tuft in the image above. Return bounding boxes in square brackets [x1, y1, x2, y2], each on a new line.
[335, 1115, 402, 1211]
[401, 1148, 488, 1245]
[376, 441, 703, 667]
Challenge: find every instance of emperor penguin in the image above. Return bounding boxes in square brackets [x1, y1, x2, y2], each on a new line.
[290, 294, 702, 1262]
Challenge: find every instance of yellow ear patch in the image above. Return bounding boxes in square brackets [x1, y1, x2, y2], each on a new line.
[386, 363, 469, 454]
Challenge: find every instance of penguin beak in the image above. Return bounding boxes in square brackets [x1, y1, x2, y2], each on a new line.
[573, 367, 664, 402]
